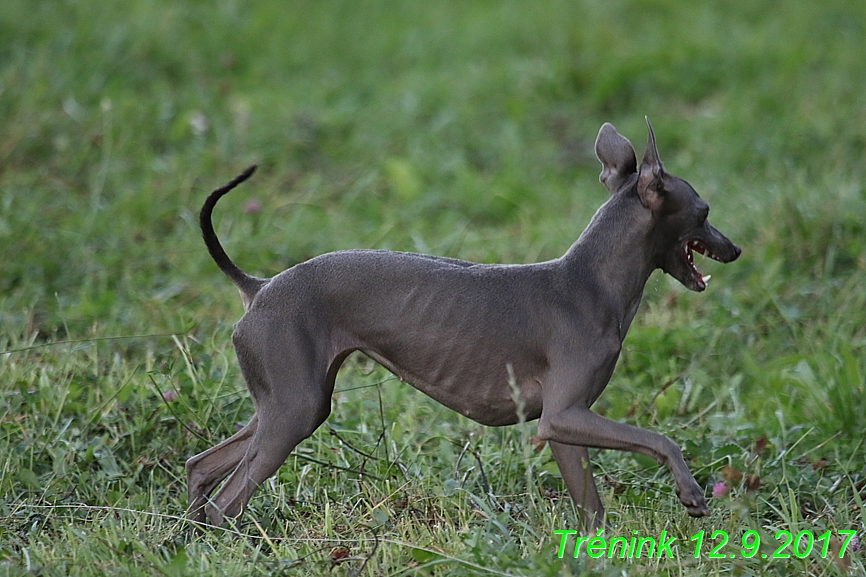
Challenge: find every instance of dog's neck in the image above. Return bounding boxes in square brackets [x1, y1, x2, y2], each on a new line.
[560, 191, 657, 334]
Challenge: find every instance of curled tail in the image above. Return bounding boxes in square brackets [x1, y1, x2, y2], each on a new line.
[200, 165, 267, 306]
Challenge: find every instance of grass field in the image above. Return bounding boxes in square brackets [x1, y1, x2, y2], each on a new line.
[2, 0, 865, 575]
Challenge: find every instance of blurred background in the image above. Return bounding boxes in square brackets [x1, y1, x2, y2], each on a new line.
[3, 1, 865, 331]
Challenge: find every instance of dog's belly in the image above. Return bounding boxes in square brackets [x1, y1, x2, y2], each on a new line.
[359, 348, 545, 427]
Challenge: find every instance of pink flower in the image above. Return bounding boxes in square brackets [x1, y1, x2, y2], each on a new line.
[243, 198, 262, 214]
[851, 536, 860, 552]
[711, 482, 729, 498]
[162, 390, 178, 402]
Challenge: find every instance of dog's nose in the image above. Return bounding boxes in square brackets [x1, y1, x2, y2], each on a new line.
[731, 244, 742, 261]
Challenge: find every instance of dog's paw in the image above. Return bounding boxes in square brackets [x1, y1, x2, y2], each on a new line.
[677, 480, 710, 517]
[204, 504, 226, 527]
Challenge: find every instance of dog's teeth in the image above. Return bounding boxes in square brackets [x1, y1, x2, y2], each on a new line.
[702, 274, 711, 283]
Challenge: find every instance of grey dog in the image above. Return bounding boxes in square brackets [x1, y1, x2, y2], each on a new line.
[186, 119, 741, 529]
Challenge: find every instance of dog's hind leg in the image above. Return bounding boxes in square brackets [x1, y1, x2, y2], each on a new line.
[186, 414, 258, 524]
[203, 321, 334, 526]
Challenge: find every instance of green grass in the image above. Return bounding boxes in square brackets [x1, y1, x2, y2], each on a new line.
[1, 0, 865, 575]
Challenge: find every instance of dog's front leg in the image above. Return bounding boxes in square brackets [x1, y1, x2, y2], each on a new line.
[538, 344, 709, 522]
[548, 441, 603, 530]
[540, 406, 708, 518]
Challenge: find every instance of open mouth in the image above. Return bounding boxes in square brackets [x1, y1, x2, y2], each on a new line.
[684, 238, 722, 288]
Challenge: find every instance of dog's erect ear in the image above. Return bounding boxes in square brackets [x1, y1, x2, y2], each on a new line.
[637, 117, 664, 212]
[595, 123, 637, 193]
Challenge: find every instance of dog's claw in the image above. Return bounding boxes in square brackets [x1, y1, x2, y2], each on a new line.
[687, 503, 711, 517]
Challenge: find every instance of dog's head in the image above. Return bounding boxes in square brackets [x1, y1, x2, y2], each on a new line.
[595, 118, 741, 292]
